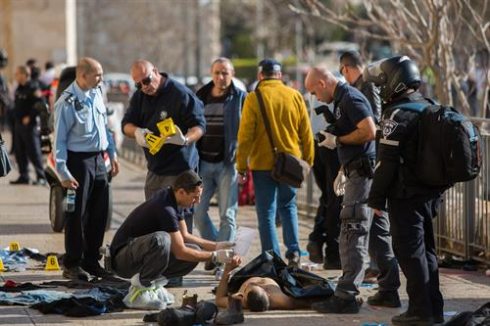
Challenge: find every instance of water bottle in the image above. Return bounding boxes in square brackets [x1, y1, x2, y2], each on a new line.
[103, 244, 112, 272]
[66, 189, 76, 213]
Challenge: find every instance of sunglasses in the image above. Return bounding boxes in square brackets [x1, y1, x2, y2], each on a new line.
[135, 72, 153, 90]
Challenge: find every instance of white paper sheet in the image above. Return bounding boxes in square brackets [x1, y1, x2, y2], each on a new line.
[234, 226, 258, 257]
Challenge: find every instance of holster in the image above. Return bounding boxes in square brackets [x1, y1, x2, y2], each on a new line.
[344, 155, 375, 179]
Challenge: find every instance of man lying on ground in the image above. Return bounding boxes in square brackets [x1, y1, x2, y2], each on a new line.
[215, 256, 312, 311]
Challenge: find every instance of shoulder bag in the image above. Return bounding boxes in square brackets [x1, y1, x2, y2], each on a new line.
[255, 88, 309, 188]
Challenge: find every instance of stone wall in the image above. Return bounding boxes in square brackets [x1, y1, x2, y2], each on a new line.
[76, 0, 221, 77]
[0, 0, 221, 79]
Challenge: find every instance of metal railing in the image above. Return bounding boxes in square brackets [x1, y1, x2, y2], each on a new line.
[119, 127, 490, 265]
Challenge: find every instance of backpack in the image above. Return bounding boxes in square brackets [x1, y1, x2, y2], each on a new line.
[391, 102, 482, 187]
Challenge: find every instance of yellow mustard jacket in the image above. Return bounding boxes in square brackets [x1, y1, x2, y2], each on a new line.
[237, 79, 314, 172]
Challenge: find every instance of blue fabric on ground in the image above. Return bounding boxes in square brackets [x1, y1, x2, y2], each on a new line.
[0, 290, 72, 305]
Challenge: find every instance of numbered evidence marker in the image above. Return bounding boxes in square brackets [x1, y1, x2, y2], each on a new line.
[45, 255, 61, 271]
[0, 258, 5, 272]
[9, 241, 20, 252]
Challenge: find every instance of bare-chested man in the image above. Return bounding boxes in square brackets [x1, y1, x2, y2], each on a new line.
[215, 256, 311, 311]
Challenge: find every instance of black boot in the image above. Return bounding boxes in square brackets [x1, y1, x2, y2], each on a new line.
[215, 296, 245, 325]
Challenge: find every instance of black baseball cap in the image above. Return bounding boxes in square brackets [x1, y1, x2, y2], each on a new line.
[258, 59, 281, 74]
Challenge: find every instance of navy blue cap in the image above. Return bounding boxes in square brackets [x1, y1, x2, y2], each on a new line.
[258, 59, 281, 74]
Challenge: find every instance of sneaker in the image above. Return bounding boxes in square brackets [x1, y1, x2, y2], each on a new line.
[215, 296, 244, 325]
[323, 259, 342, 270]
[151, 277, 175, 305]
[311, 295, 361, 314]
[123, 273, 168, 310]
[32, 178, 47, 186]
[392, 312, 434, 326]
[306, 241, 324, 264]
[80, 262, 113, 278]
[367, 291, 401, 308]
[286, 251, 301, 269]
[62, 266, 90, 281]
[10, 177, 29, 185]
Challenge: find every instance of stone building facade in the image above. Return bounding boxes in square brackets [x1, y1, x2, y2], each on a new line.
[0, 0, 221, 80]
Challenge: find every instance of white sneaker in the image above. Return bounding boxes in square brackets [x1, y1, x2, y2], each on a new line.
[151, 277, 175, 305]
[123, 273, 168, 310]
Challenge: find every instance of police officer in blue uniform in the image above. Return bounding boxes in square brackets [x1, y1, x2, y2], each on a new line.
[339, 51, 401, 308]
[10, 65, 47, 185]
[364, 56, 446, 326]
[54, 57, 119, 280]
[305, 67, 377, 314]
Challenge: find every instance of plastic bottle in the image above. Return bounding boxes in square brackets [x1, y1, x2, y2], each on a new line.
[104, 244, 112, 272]
[66, 189, 76, 212]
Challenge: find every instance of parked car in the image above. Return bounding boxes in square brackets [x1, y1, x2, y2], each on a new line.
[44, 66, 113, 232]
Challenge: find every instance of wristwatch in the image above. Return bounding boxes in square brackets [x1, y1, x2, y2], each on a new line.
[183, 136, 189, 146]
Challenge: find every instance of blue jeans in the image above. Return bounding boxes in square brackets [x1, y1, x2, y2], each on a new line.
[194, 161, 238, 242]
[252, 170, 300, 257]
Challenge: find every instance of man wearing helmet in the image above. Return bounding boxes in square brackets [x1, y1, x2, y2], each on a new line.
[364, 56, 446, 326]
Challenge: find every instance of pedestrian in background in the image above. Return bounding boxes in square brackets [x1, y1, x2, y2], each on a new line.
[237, 59, 314, 268]
[53, 57, 119, 280]
[194, 58, 246, 272]
[10, 65, 46, 185]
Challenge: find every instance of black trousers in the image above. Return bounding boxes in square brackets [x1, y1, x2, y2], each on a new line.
[64, 151, 108, 268]
[14, 122, 45, 180]
[388, 195, 444, 319]
[308, 142, 342, 262]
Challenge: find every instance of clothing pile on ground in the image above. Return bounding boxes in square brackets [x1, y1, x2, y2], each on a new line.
[0, 279, 127, 317]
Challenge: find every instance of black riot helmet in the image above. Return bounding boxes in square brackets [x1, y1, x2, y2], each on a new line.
[363, 55, 421, 102]
[0, 49, 7, 68]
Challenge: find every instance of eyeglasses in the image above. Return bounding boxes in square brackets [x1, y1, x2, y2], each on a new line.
[135, 72, 153, 90]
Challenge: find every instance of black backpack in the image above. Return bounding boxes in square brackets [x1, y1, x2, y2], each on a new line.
[391, 102, 482, 187]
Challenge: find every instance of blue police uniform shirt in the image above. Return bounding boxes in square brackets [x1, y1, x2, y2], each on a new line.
[333, 82, 375, 165]
[54, 81, 111, 181]
[121, 73, 205, 176]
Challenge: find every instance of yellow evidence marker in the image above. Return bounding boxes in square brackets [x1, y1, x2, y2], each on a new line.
[0, 258, 5, 272]
[9, 241, 20, 252]
[145, 134, 166, 155]
[157, 118, 177, 138]
[45, 255, 61, 271]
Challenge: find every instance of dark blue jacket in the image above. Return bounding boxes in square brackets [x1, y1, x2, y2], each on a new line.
[196, 81, 246, 164]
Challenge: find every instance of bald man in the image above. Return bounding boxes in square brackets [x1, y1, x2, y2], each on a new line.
[54, 57, 119, 280]
[305, 67, 378, 314]
[122, 60, 205, 201]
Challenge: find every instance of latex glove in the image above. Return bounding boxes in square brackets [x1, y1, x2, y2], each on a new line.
[318, 130, 337, 150]
[216, 241, 235, 250]
[213, 249, 234, 264]
[165, 126, 187, 146]
[135, 128, 152, 148]
[333, 169, 346, 196]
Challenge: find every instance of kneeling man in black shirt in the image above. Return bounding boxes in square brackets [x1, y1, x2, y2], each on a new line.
[111, 170, 235, 309]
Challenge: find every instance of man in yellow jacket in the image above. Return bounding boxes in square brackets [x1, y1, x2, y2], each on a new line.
[236, 59, 314, 268]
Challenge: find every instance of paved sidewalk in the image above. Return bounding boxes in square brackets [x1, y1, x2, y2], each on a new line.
[0, 157, 489, 325]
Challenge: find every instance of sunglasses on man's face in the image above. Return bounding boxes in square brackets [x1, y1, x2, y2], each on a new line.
[135, 72, 153, 90]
